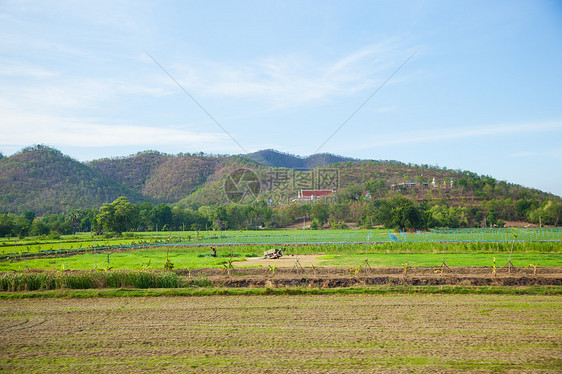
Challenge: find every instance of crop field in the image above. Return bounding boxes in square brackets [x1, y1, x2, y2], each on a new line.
[1, 228, 560, 257]
[1, 243, 561, 272]
[1, 294, 560, 372]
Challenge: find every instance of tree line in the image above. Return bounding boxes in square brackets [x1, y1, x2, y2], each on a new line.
[0, 192, 560, 238]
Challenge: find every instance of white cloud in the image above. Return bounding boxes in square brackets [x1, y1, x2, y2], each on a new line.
[0, 113, 231, 149]
[0, 74, 171, 115]
[511, 151, 542, 158]
[0, 61, 59, 79]
[347, 121, 562, 150]
[166, 42, 409, 108]
[0, 98, 231, 150]
[510, 147, 562, 158]
[0, 32, 414, 155]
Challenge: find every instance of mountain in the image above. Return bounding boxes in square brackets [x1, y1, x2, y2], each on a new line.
[0, 145, 559, 216]
[88, 151, 168, 193]
[89, 152, 222, 203]
[242, 149, 356, 169]
[177, 157, 560, 212]
[0, 145, 144, 214]
[89, 152, 260, 203]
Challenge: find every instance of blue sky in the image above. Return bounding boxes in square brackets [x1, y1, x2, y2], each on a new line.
[1, 0, 561, 196]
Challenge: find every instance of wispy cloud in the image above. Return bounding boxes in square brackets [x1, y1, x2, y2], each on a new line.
[0, 74, 170, 114]
[0, 113, 231, 149]
[0, 61, 59, 79]
[0, 42, 412, 158]
[510, 147, 562, 158]
[167, 42, 410, 108]
[348, 121, 562, 150]
[511, 151, 543, 158]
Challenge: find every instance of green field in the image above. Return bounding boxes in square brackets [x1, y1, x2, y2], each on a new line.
[317, 252, 561, 268]
[1, 245, 560, 272]
[1, 228, 560, 257]
[0, 228, 560, 272]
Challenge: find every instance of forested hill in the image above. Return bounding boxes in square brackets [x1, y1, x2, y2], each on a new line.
[89, 152, 222, 203]
[0, 145, 144, 214]
[0, 146, 560, 219]
[242, 149, 357, 169]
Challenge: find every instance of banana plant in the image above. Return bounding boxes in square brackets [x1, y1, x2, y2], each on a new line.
[268, 264, 277, 276]
[526, 263, 539, 275]
[401, 263, 410, 276]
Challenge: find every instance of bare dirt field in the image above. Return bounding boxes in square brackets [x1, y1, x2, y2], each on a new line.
[0, 294, 560, 373]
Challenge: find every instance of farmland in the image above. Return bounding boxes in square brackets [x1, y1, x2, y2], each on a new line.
[1, 248, 561, 273]
[1, 228, 560, 257]
[1, 228, 560, 372]
[0, 228, 560, 290]
[1, 294, 560, 372]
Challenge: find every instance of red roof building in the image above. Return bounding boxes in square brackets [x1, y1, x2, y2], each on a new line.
[297, 190, 335, 201]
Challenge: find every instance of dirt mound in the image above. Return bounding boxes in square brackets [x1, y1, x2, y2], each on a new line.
[177, 266, 562, 288]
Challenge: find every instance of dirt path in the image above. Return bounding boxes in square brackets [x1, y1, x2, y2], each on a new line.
[245, 254, 324, 267]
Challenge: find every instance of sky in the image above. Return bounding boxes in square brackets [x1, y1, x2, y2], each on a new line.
[1, 0, 561, 196]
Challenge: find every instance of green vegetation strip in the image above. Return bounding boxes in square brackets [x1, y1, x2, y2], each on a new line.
[1, 285, 561, 299]
[2, 228, 560, 256]
[318, 253, 562, 268]
[0, 271, 179, 291]
[1, 248, 559, 271]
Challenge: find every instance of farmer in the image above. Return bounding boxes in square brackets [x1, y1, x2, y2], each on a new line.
[211, 247, 217, 257]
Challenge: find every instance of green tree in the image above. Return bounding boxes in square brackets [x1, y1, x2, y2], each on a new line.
[311, 202, 330, 227]
[343, 184, 363, 202]
[375, 195, 425, 230]
[96, 196, 137, 233]
[0, 214, 15, 237]
[151, 203, 172, 231]
[226, 205, 244, 229]
[310, 218, 322, 230]
[529, 200, 562, 226]
[487, 209, 498, 227]
[514, 199, 533, 218]
[114, 197, 139, 232]
[137, 202, 154, 231]
[29, 220, 49, 236]
[22, 211, 36, 224]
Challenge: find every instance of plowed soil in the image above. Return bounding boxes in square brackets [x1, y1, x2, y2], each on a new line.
[1, 294, 560, 372]
[178, 265, 562, 288]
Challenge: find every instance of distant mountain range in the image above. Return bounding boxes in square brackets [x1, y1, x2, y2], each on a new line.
[0, 145, 558, 215]
[242, 149, 357, 169]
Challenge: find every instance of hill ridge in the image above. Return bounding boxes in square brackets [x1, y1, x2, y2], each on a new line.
[0, 145, 559, 216]
[0, 145, 145, 214]
[241, 149, 358, 169]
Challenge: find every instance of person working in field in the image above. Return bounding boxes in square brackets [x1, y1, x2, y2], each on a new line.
[211, 247, 217, 257]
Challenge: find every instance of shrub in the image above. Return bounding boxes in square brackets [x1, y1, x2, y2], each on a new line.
[0, 271, 179, 291]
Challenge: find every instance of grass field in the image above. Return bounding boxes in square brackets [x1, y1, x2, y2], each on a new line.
[1, 245, 560, 272]
[1, 227, 560, 256]
[0, 294, 560, 372]
[317, 252, 561, 268]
